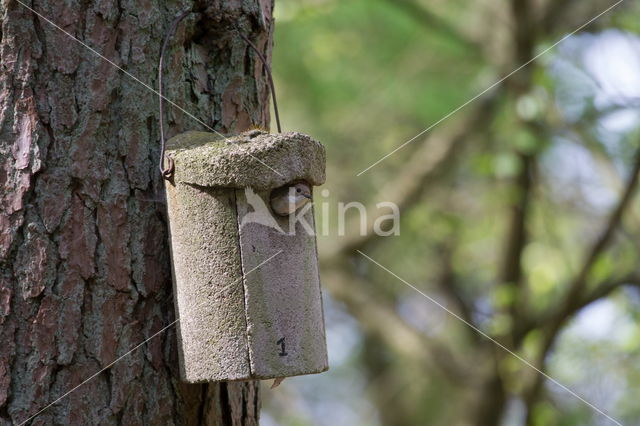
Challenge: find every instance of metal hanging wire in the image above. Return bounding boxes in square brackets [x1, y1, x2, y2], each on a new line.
[236, 28, 282, 134]
[158, 8, 192, 179]
[158, 12, 282, 179]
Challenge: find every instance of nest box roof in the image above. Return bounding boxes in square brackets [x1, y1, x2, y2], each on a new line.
[166, 130, 326, 190]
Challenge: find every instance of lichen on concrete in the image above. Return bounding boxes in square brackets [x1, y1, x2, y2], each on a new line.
[166, 130, 326, 190]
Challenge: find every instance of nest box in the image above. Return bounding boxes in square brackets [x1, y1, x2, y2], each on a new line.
[164, 129, 329, 383]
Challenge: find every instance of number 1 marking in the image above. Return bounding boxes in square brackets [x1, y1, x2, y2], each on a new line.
[277, 337, 288, 356]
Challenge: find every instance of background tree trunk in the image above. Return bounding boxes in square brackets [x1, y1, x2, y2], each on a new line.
[0, 0, 274, 424]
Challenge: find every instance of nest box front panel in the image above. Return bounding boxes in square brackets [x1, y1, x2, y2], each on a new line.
[235, 188, 329, 379]
[165, 182, 251, 382]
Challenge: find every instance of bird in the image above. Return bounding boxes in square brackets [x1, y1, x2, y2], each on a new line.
[270, 182, 313, 216]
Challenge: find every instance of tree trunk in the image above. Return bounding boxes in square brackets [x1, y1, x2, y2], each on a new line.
[0, 0, 274, 424]
[463, 353, 507, 426]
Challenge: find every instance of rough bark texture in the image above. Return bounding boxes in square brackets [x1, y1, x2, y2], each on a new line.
[0, 0, 273, 424]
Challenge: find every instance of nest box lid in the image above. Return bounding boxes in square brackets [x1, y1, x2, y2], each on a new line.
[166, 130, 326, 190]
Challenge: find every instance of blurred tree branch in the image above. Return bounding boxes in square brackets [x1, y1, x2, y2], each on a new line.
[522, 275, 640, 425]
[521, 147, 640, 422]
[319, 98, 502, 405]
[468, 1, 542, 423]
[541, 0, 575, 33]
[498, 0, 537, 336]
[511, 0, 536, 65]
[541, 0, 626, 34]
[546, 147, 640, 332]
[324, 95, 499, 261]
[381, 0, 481, 52]
[436, 241, 477, 329]
[321, 266, 472, 385]
[499, 150, 536, 343]
[500, 0, 538, 331]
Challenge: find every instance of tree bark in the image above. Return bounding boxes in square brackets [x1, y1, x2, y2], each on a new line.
[0, 0, 273, 424]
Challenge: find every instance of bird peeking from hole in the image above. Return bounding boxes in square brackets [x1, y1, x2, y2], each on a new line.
[270, 182, 313, 216]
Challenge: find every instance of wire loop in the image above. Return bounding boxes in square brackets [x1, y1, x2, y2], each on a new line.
[158, 8, 192, 179]
[236, 28, 282, 133]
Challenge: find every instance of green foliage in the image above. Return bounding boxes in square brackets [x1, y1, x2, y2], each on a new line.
[273, 0, 483, 190]
[267, 0, 640, 425]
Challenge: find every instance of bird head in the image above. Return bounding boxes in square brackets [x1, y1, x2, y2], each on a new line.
[292, 182, 312, 200]
[270, 182, 313, 216]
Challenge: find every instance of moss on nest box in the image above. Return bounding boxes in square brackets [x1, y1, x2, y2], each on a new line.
[166, 130, 326, 191]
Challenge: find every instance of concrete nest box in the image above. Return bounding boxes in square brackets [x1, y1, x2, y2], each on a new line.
[164, 129, 329, 383]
